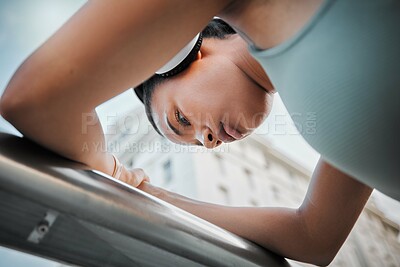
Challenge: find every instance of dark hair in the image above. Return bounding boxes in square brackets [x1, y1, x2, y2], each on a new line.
[136, 19, 236, 136]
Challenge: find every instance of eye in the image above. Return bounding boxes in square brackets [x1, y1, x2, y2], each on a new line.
[175, 110, 191, 127]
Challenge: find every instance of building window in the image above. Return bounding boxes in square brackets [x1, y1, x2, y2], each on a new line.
[249, 199, 259, 207]
[263, 152, 270, 169]
[214, 154, 225, 175]
[244, 168, 254, 189]
[163, 160, 172, 184]
[126, 159, 134, 168]
[271, 185, 280, 200]
[218, 185, 230, 205]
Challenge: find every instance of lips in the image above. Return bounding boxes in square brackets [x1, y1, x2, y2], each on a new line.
[223, 123, 244, 140]
[217, 122, 244, 143]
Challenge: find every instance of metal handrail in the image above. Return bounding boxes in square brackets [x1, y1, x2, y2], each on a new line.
[0, 132, 289, 267]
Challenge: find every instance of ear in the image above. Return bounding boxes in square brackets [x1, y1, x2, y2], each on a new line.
[196, 51, 203, 60]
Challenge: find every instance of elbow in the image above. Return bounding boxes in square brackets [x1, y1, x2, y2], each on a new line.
[293, 240, 338, 266]
[0, 90, 17, 122]
[0, 88, 26, 125]
[307, 252, 336, 267]
[294, 209, 340, 266]
[0, 82, 39, 130]
[0, 61, 43, 125]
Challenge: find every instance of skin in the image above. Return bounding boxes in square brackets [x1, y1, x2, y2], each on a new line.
[0, 0, 373, 265]
[151, 35, 275, 148]
[138, 161, 371, 265]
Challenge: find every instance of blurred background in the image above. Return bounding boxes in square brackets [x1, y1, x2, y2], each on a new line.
[0, 1, 399, 266]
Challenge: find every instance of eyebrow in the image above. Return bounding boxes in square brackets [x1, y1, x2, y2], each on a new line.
[166, 116, 183, 137]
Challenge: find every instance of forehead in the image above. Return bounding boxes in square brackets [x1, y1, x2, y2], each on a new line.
[147, 54, 249, 136]
[149, 82, 179, 141]
[150, 76, 207, 145]
[150, 78, 177, 113]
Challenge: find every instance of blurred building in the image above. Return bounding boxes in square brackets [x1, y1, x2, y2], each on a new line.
[107, 107, 400, 267]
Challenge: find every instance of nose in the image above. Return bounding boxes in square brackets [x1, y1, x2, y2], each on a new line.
[201, 128, 221, 149]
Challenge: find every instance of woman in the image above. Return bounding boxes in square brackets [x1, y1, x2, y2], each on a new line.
[1, 0, 398, 265]
[135, 19, 275, 148]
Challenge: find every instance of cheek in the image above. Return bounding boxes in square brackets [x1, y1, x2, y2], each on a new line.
[238, 91, 273, 129]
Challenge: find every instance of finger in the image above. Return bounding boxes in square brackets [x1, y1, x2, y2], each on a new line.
[134, 168, 150, 183]
[137, 180, 150, 191]
[130, 168, 148, 187]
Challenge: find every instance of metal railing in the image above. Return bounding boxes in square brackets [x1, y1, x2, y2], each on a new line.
[0, 131, 290, 267]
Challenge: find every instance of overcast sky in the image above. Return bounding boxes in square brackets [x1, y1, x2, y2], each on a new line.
[0, 1, 399, 264]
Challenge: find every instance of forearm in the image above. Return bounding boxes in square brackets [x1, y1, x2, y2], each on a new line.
[0, 90, 113, 174]
[140, 184, 329, 265]
[168, 194, 306, 256]
[139, 159, 373, 266]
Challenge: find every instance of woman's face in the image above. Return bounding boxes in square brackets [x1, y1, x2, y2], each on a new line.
[150, 35, 274, 148]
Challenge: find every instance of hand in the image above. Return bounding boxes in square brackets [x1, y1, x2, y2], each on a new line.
[117, 166, 150, 187]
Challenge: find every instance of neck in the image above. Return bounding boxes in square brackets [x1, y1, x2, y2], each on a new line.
[219, 0, 322, 50]
[227, 35, 275, 94]
[202, 34, 275, 93]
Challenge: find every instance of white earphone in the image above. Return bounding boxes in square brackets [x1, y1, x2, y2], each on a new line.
[155, 33, 201, 76]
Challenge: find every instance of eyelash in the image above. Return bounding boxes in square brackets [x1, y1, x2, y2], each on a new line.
[175, 110, 191, 127]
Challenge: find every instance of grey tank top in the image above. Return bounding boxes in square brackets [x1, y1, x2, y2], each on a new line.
[249, 0, 400, 200]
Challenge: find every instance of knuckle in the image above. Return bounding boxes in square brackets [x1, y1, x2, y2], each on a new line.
[128, 175, 138, 187]
[129, 168, 149, 186]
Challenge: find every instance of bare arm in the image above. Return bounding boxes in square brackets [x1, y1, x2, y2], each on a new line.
[138, 159, 372, 265]
[0, 1, 229, 176]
